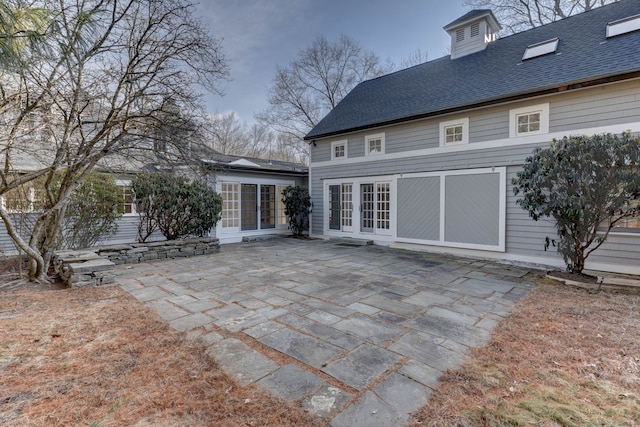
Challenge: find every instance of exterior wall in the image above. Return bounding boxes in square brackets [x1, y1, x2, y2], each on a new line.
[211, 170, 307, 244]
[0, 170, 308, 254]
[309, 78, 640, 274]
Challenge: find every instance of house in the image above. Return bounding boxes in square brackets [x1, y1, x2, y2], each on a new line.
[0, 150, 308, 253]
[304, 0, 640, 274]
[201, 152, 308, 244]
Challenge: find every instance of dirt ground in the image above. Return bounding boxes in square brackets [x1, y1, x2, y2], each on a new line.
[1, 261, 639, 426]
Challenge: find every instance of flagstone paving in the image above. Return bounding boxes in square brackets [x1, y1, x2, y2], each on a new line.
[115, 238, 539, 426]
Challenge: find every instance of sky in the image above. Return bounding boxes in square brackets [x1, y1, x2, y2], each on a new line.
[195, 0, 469, 125]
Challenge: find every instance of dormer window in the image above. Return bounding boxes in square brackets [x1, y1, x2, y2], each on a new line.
[522, 38, 559, 60]
[607, 14, 640, 38]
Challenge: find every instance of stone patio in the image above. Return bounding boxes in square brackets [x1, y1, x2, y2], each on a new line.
[115, 238, 538, 426]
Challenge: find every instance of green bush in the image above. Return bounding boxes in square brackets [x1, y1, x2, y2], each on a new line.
[281, 185, 311, 237]
[513, 132, 640, 273]
[61, 172, 124, 249]
[132, 172, 222, 241]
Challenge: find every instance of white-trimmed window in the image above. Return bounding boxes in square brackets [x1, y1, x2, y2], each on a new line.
[277, 185, 288, 226]
[115, 180, 136, 216]
[331, 140, 348, 160]
[509, 104, 549, 137]
[365, 133, 385, 156]
[220, 182, 240, 228]
[1, 184, 46, 213]
[440, 118, 469, 146]
[121, 186, 135, 215]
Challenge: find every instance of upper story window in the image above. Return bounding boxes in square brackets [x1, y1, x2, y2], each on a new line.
[439, 117, 469, 146]
[331, 140, 348, 160]
[365, 133, 385, 156]
[509, 103, 549, 138]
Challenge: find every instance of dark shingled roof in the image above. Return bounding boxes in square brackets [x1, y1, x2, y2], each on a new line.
[305, 0, 640, 140]
[200, 151, 308, 174]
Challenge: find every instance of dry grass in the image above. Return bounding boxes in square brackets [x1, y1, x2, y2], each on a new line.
[409, 280, 640, 427]
[0, 286, 327, 427]
[2, 271, 639, 427]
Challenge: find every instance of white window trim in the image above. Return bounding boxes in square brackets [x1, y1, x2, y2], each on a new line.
[509, 103, 549, 138]
[365, 133, 385, 156]
[115, 179, 137, 216]
[439, 117, 469, 146]
[331, 140, 348, 160]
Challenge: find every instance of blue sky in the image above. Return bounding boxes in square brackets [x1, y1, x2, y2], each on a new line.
[196, 1, 468, 123]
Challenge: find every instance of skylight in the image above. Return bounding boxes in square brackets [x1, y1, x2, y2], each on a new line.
[522, 38, 559, 60]
[607, 14, 640, 38]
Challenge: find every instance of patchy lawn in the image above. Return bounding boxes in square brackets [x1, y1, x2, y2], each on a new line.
[2, 273, 639, 427]
[0, 285, 326, 427]
[409, 280, 640, 427]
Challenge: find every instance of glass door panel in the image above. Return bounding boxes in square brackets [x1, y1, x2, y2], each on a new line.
[361, 183, 375, 233]
[260, 185, 276, 229]
[241, 184, 257, 231]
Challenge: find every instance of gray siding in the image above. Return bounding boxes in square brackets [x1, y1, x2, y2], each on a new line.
[506, 166, 640, 268]
[469, 106, 509, 143]
[309, 79, 640, 271]
[445, 173, 500, 246]
[550, 79, 640, 133]
[397, 177, 440, 240]
[310, 79, 640, 162]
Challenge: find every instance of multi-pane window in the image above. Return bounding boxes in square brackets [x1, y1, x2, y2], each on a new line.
[607, 199, 640, 231]
[331, 140, 347, 160]
[277, 185, 288, 226]
[121, 186, 134, 215]
[440, 118, 468, 146]
[1, 184, 46, 213]
[221, 183, 240, 228]
[365, 133, 385, 156]
[444, 125, 463, 143]
[368, 138, 382, 154]
[341, 184, 353, 229]
[260, 185, 276, 229]
[376, 183, 390, 230]
[517, 112, 541, 134]
[510, 104, 548, 137]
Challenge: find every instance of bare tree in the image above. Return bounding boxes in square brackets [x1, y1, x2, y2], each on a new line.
[258, 34, 391, 159]
[206, 112, 250, 155]
[0, 0, 228, 281]
[464, 0, 618, 34]
[398, 48, 429, 69]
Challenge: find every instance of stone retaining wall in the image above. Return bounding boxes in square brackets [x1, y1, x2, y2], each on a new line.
[95, 237, 220, 265]
[54, 237, 220, 288]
